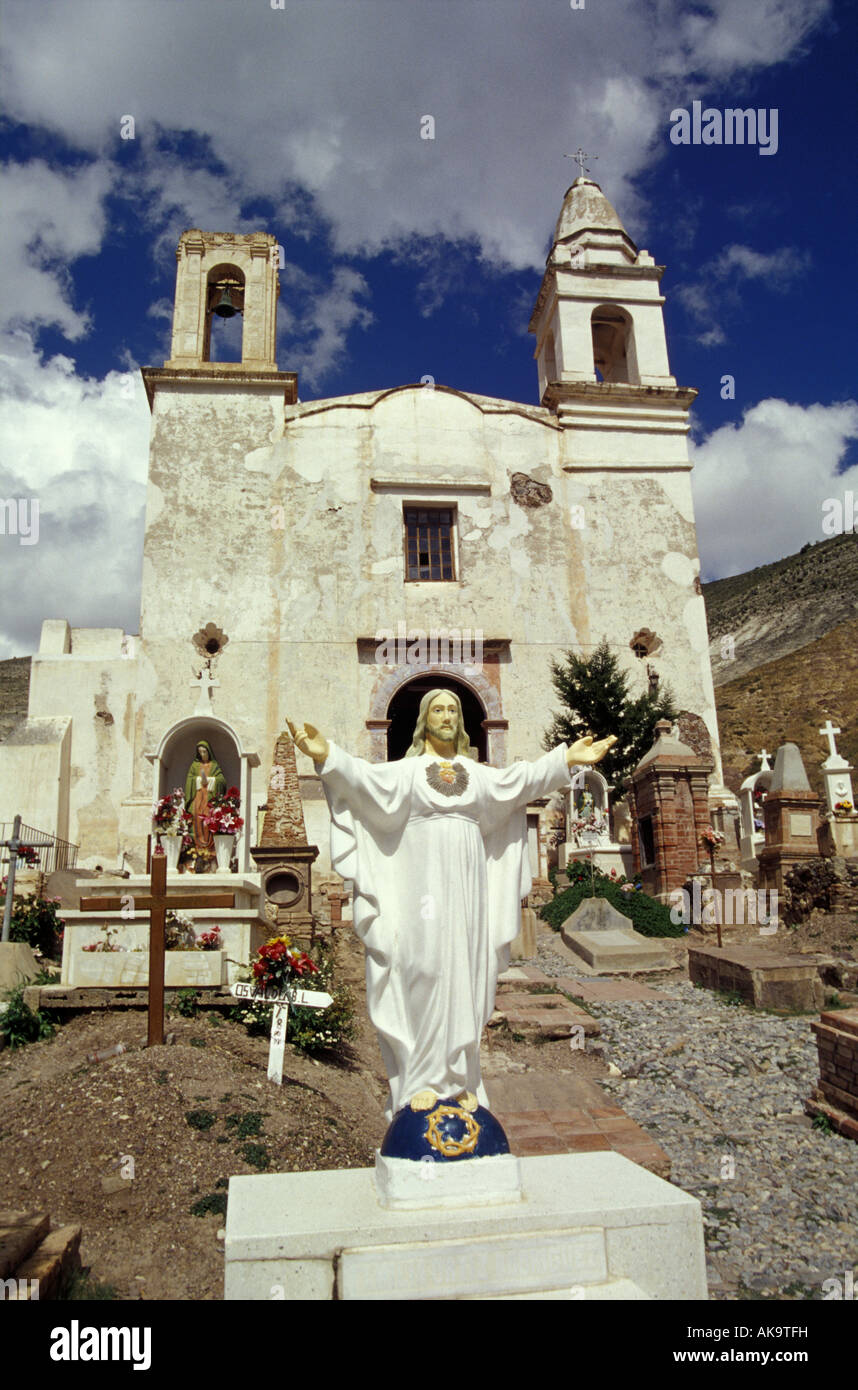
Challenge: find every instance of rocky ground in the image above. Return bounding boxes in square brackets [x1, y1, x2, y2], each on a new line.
[535, 932, 858, 1301]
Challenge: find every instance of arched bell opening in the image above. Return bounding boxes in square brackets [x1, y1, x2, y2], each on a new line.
[386, 675, 488, 762]
[591, 304, 638, 384]
[204, 263, 246, 363]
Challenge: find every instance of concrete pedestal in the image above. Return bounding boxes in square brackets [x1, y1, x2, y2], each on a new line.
[224, 1152, 708, 1301]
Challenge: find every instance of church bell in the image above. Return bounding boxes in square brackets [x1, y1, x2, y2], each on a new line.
[212, 285, 239, 318]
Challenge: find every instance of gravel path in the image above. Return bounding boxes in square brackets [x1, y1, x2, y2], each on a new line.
[536, 939, 858, 1301]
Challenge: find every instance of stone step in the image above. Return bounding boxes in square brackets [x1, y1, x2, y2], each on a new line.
[492, 990, 599, 1038]
[0, 1209, 50, 1281]
[12, 1225, 83, 1300]
[474, 1276, 650, 1300]
[517, 966, 665, 1002]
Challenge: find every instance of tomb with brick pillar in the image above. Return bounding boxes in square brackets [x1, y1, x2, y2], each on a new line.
[629, 720, 713, 901]
[250, 730, 319, 945]
[757, 743, 822, 894]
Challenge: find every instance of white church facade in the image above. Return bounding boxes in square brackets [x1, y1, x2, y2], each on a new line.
[0, 177, 727, 879]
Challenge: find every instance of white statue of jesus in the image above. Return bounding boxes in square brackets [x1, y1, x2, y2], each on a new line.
[287, 691, 615, 1122]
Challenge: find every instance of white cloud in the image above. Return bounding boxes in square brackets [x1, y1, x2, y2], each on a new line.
[0, 160, 113, 338]
[690, 397, 858, 579]
[677, 242, 810, 344]
[711, 244, 810, 285]
[0, 0, 832, 275]
[283, 266, 374, 390]
[672, 0, 830, 77]
[0, 332, 150, 658]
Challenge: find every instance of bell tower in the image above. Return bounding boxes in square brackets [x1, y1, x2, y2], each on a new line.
[165, 229, 281, 372]
[529, 178, 693, 436]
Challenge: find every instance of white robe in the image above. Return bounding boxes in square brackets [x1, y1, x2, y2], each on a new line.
[318, 741, 574, 1118]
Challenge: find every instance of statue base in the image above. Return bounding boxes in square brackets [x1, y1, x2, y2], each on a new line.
[380, 1095, 510, 1164]
[224, 1152, 708, 1300]
[374, 1151, 522, 1210]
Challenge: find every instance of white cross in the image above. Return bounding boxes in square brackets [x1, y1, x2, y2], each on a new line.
[190, 667, 220, 714]
[230, 981, 333, 1084]
[757, 748, 771, 769]
[819, 721, 842, 761]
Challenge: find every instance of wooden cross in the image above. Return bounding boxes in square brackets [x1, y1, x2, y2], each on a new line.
[1, 815, 42, 943]
[80, 852, 235, 1046]
[819, 720, 842, 761]
[230, 980, 332, 1084]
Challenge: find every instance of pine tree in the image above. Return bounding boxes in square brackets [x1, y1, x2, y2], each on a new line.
[542, 638, 678, 790]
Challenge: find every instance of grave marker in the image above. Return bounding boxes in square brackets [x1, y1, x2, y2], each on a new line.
[229, 980, 332, 1083]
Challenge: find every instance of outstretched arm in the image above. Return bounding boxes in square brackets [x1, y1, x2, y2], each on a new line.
[286, 719, 413, 836]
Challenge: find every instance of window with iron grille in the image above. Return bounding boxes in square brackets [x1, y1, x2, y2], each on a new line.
[404, 507, 456, 581]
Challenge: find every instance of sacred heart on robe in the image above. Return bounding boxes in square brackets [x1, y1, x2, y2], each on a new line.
[425, 760, 470, 797]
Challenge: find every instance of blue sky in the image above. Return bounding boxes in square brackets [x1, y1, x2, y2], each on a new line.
[0, 0, 856, 659]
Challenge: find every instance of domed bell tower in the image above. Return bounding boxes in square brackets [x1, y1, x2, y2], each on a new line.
[529, 178, 694, 441]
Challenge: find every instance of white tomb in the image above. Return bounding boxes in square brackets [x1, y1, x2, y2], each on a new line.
[738, 749, 773, 876]
[59, 872, 267, 987]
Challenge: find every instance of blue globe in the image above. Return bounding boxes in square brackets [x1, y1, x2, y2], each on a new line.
[380, 1097, 510, 1163]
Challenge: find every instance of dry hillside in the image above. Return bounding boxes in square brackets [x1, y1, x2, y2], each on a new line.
[703, 530, 857, 687]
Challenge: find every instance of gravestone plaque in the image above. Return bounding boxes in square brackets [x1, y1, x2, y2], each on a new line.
[789, 813, 813, 837]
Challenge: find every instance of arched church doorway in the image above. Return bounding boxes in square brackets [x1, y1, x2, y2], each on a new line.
[386, 677, 487, 762]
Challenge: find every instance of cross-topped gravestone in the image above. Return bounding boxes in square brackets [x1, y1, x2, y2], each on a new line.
[80, 853, 235, 1045]
[757, 748, 771, 769]
[230, 980, 332, 1083]
[1, 815, 42, 943]
[819, 720, 843, 763]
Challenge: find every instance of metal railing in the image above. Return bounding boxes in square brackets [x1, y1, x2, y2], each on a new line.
[0, 821, 79, 875]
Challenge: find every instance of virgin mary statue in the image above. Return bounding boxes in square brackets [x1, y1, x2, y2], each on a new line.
[184, 739, 226, 865]
[287, 691, 615, 1121]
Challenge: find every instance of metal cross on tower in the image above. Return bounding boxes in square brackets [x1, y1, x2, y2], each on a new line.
[565, 147, 597, 179]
